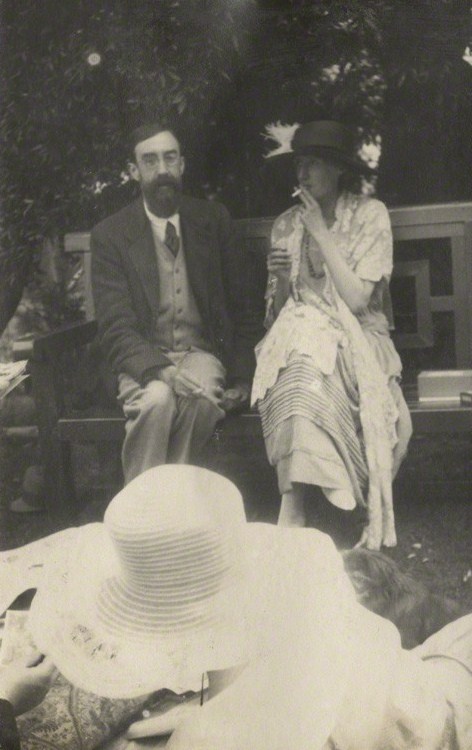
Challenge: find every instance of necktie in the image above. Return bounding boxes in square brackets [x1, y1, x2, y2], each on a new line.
[165, 221, 180, 257]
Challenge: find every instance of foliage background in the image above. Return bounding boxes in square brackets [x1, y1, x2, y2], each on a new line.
[0, 0, 471, 334]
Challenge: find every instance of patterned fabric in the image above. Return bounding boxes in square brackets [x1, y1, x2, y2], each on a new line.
[15, 678, 184, 750]
[252, 295, 346, 402]
[254, 193, 395, 397]
[252, 195, 396, 404]
[252, 193, 402, 548]
[265, 192, 393, 330]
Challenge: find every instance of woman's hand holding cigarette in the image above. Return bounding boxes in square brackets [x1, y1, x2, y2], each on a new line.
[298, 189, 328, 244]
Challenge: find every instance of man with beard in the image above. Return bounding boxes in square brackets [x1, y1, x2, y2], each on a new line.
[91, 123, 255, 482]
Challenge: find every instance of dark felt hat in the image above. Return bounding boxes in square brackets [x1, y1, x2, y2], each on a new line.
[264, 120, 375, 175]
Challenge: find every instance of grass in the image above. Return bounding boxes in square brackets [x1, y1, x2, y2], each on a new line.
[0, 429, 471, 612]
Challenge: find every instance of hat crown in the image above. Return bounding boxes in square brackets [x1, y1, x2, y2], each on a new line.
[292, 120, 356, 156]
[99, 465, 246, 637]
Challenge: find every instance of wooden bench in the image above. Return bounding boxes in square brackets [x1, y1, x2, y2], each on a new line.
[31, 202, 472, 517]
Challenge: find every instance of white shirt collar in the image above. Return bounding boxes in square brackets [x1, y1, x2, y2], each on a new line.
[143, 202, 180, 236]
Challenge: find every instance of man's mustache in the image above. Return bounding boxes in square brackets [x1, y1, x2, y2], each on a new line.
[152, 175, 180, 189]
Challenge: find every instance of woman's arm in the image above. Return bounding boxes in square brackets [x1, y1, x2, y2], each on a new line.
[315, 231, 375, 313]
[299, 189, 375, 313]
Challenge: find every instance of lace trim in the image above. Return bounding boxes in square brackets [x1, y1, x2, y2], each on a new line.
[252, 298, 345, 405]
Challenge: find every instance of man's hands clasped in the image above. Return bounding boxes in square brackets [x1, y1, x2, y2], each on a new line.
[219, 382, 250, 413]
[158, 364, 205, 400]
[158, 364, 249, 413]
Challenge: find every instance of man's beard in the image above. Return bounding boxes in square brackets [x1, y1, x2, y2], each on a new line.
[142, 175, 182, 218]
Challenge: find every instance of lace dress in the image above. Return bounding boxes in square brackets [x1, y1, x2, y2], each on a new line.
[251, 193, 411, 549]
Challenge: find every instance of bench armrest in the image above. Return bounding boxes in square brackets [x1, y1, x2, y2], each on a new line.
[30, 320, 99, 432]
[32, 320, 97, 360]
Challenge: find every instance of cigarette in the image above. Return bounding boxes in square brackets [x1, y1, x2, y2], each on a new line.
[291, 186, 302, 198]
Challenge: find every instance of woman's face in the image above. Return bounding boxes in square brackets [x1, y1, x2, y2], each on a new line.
[295, 155, 343, 201]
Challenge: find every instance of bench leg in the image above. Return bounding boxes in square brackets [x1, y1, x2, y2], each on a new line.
[39, 430, 78, 522]
[31, 356, 78, 522]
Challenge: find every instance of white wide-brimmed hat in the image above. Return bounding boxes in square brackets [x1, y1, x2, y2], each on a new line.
[29, 465, 257, 697]
[29, 465, 355, 707]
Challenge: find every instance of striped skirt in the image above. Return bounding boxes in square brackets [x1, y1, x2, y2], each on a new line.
[259, 352, 369, 507]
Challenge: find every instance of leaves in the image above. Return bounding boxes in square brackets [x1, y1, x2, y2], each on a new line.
[1, 0, 470, 329]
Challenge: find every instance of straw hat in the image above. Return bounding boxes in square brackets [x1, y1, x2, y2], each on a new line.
[263, 119, 375, 174]
[29, 466, 253, 697]
[29, 465, 355, 703]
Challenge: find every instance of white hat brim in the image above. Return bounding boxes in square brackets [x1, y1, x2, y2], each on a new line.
[29, 524, 259, 698]
[29, 523, 356, 702]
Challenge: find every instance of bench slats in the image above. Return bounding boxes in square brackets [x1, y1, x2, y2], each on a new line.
[56, 394, 472, 445]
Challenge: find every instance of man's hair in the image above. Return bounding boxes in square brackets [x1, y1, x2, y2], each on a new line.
[128, 122, 182, 161]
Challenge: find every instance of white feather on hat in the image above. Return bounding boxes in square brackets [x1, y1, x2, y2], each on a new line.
[262, 121, 300, 159]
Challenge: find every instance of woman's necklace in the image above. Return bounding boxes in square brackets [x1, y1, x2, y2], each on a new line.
[302, 231, 326, 279]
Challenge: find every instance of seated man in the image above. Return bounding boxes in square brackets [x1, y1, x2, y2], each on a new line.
[27, 466, 472, 750]
[91, 123, 256, 482]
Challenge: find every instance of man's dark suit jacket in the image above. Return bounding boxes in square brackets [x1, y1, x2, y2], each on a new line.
[91, 195, 257, 389]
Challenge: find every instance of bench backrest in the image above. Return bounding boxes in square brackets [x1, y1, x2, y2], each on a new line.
[65, 202, 472, 380]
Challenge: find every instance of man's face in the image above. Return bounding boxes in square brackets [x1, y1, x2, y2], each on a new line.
[129, 130, 185, 217]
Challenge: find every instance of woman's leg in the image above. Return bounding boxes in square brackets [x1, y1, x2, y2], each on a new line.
[277, 483, 306, 527]
[390, 380, 413, 478]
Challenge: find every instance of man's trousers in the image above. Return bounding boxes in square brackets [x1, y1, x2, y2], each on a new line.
[117, 350, 226, 483]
